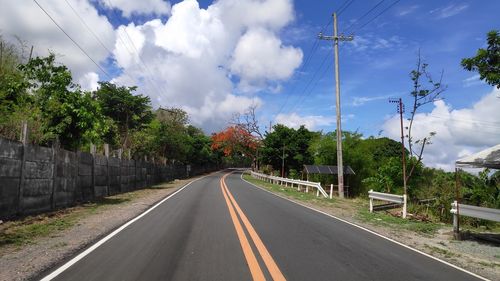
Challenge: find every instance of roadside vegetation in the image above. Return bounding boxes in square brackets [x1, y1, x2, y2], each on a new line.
[0, 181, 177, 248]
[227, 31, 500, 231]
[243, 173, 442, 235]
[0, 37, 226, 167]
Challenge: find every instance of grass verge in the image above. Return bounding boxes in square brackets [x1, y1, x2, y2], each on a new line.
[0, 182, 176, 248]
[243, 173, 441, 235]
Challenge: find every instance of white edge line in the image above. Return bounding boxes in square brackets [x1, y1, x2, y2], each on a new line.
[40, 173, 216, 281]
[240, 172, 490, 281]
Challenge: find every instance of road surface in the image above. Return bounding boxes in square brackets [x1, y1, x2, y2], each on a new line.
[41, 171, 485, 281]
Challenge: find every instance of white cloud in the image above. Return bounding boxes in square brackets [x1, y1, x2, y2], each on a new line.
[430, 4, 469, 19]
[350, 34, 406, 53]
[1, 0, 301, 133]
[275, 113, 335, 130]
[351, 95, 392, 106]
[98, 0, 171, 18]
[79, 72, 100, 91]
[462, 74, 482, 87]
[398, 5, 419, 16]
[0, 0, 115, 79]
[110, 0, 300, 132]
[230, 28, 303, 89]
[382, 87, 500, 171]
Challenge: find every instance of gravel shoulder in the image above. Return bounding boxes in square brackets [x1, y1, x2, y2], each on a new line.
[242, 174, 500, 281]
[0, 174, 208, 281]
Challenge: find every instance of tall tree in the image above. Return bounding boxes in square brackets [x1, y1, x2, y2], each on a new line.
[461, 30, 500, 88]
[211, 126, 258, 160]
[18, 54, 106, 149]
[405, 52, 446, 182]
[94, 81, 152, 149]
[260, 124, 316, 175]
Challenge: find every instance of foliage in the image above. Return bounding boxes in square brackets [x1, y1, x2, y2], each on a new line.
[309, 132, 406, 196]
[461, 30, 500, 88]
[94, 81, 153, 149]
[211, 126, 258, 159]
[260, 124, 317, 176]
[405, 52, 446, 182]
[5, 54, 108, 149]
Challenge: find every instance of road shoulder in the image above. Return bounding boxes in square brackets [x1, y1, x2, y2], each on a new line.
[241, 173, 500, 281]
[0, 176, 204, 281]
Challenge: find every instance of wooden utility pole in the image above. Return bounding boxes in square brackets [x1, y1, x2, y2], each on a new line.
[281, 144, 285, 178]
[390, 98, 407, 218]
[319, 12, 353, 198]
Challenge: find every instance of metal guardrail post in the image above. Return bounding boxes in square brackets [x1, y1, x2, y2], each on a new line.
[452, 201, 459, 234]
[403, 194, 407, 219]
[369, 190, 373, 213]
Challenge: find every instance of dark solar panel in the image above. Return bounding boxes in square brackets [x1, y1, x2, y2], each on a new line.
[303, 165, 355, 175]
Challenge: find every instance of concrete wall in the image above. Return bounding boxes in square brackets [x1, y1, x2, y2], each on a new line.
[0, 137, 217, 220]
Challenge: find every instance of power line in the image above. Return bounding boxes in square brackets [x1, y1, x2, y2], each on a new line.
[63, 0, 113, 54]
[427, 114, 500, 129]
[285, 51, 332, 115]
[351, 0, 401, 34]
[64, 0, 145, 88]
[273, 19, 333, 118]
[343, 0, 385, 34]
[105, 0, 165, 99]
[337, 0, 355, 16]
[33, 0, 111, 79]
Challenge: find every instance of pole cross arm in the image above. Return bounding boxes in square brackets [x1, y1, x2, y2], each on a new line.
[318, 32, 354, 41]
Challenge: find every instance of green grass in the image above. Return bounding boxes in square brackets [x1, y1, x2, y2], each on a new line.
[357, 208, 441, 235]
[0, 181, 176, 248]
[244, 173, 441, 236]
[0, 212, 79, 247]
[242, 174, 335, 205]
[423, 244, 460, 259]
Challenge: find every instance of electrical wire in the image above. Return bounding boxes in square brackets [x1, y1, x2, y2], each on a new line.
[350, 0, 401, 34]
[285, 51, 332, 115]
[273, 19, 333, 118]
[337, 0, 355, 16]
[63, 0, 113, 54]
[105, 0, 165, 98]
[33, 0, 111, 79]
[343, 0, 385, 34]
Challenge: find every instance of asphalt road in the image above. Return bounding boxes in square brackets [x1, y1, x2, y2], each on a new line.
[41, 170, 485, 281]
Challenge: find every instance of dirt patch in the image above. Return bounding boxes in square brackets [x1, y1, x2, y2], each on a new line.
[244, 174, 500, 281]
[0, 176, 205, 281]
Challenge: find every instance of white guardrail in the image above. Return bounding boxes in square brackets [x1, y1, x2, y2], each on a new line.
[368, 189, 407, 218]
[450, 201, 500, 223]
[250, 171, 329, 198]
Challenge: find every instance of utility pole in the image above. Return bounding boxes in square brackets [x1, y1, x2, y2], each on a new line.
[319, 12, 353, 198]
[389, 98, 407, 218]
[281, 144, 285, 178]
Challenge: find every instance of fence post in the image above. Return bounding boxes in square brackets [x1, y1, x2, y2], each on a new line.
[104, 144, 110, 196]
[369, 190, 373, 213]
[402, 194, 407, 219]
[90, 143, 96, 199]
[17, 121, 29, 214]
[50, 139, 59, 210]
[452, 201, 459, 236]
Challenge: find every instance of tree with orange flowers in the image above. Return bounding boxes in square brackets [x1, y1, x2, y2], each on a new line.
[211, 126, 258, 165]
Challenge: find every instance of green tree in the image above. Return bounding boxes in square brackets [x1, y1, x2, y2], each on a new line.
[94, 81, 153, 149]
[461, 30, 500, 88]
[260, 124, 316, 176]
[17, 54, 107, 149]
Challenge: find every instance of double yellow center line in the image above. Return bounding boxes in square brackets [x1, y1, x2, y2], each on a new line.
[220, 173, 286, 281]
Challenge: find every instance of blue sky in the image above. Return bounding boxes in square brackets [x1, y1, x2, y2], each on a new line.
[256, 0, 499, 136]
[1, 0, 499, 169]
